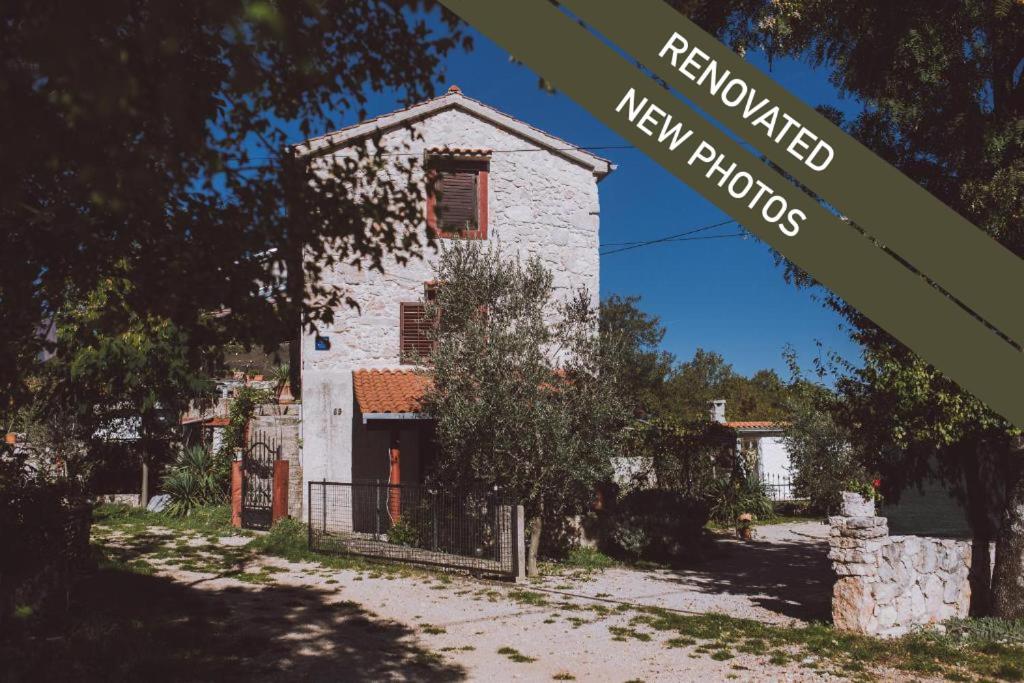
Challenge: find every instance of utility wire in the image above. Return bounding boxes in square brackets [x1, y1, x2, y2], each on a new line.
[600, 219, 741, 255]
[600, 232, 747, 256]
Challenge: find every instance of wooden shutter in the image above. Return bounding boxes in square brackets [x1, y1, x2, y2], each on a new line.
[400, 302, 433, 363]
[436, 170, 478, 232]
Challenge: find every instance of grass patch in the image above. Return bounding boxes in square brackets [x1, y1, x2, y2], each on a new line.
[421, 624, 447, 635]
[608, 626, 652, 642]
[497, 646, 537, 663]
[552, 672, 576, 680]
[507, 589, 549, 607]
[631, 607, 1024, 680]
[565, 547, 615, 571]
[664, 636, 696, 648]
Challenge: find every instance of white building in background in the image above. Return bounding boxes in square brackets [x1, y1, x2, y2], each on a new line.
[710, 398, 795, 498]
[294, 86, 614, 516]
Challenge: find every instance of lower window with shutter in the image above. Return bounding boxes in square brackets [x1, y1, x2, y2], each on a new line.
[400, 302, 434, 363]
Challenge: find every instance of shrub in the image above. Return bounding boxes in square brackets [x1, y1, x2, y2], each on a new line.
[607, 489, 710, 562]
[566, 546, 615, 570]
[708, 475, 774, 525]
[161, 446, 226, 517]
[387, 516, 425, 547]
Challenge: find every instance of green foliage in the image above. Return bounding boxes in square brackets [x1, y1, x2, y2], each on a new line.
[781, 349, 869, 514]
[608, 489, 711, 562]
[2, 1, 467, 408]
[565, 547, 616, 570]
[942, 618, 1024, 647]
[423, 242, 631, 563]
[14, 276, 216, 490]
[161, 446, 227, 517]
[707, 475, 774, 525]
[248, 517, 310, 559]
[217, 385, 274, 464]
[0, 451, 79, 624]
[701, 0, 1024, 612]
[387, 516, 427, 548]
[599, 295, 674, 418]
[662, 349, 794, 422]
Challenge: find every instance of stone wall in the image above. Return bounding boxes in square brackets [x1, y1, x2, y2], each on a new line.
[251, 404, 303, 519]
[829, 493, 971, 637]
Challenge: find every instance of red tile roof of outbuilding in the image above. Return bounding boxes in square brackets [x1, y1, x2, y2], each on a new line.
[352, 369, 431, 414]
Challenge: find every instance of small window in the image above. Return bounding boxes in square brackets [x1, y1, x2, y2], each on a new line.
[400, 302, 434, 364]
[427, 158, 488, 239]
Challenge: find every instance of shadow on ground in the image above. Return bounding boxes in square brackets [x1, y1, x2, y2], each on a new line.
[659, 532, 834, 622]
[2, 563, 466, 682]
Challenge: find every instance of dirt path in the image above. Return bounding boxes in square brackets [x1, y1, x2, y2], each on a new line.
[87, 520, 912, 682]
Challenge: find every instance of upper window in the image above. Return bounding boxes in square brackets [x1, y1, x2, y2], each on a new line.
[426, 156, 489, 239]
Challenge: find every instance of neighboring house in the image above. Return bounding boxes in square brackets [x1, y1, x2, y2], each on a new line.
[709, 399, 796, 499]
[295, 86, 614, 516]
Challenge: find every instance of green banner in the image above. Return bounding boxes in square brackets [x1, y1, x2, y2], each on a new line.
[562, 0, 1024, 349]
[438, 0, 1024, 427]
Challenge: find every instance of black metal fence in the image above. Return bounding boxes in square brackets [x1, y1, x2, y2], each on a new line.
[762, 473, 804, 501]
[308, 481, 522, 578]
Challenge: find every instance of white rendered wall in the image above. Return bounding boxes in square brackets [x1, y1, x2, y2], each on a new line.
[758, 435, 792, 480]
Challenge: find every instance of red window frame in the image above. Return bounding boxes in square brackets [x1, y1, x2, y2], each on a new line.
[425, 157, 489, 240]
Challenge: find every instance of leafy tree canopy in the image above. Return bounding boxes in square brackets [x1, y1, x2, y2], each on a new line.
[687, 0, 1024, 616]
[1, 0, 466, 413]
[423, 242, 630, 575]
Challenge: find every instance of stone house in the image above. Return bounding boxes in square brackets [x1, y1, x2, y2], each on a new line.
[709, 399, 795, 499]
[294, 86, 614, 517]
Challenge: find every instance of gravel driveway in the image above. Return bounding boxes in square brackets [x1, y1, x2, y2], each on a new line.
[83, 519, 868, 682]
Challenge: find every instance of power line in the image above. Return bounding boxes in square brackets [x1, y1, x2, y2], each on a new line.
[600, 232, 747, 256]
[600, 219, 741, 255]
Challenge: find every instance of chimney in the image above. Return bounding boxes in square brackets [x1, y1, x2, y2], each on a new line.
[709, 399, 726, 424]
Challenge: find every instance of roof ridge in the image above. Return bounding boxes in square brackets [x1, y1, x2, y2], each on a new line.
[294, 90, 613, 176]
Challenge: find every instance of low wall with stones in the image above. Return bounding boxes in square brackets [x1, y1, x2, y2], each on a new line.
[829, 493, 971, 637]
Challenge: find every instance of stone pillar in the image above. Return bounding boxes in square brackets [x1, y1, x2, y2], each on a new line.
[829, 509, 888, 633]
[829, 491, 973, 637]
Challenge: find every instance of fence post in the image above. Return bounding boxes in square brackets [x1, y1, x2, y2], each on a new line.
[307, 481, 313, 550]
[321, 478, 327, 539]
[511, 504, 526, 583]
[374, 480, 381, 538]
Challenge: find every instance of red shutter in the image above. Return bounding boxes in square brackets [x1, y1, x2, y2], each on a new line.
[436, 170, 478, 232]
[400, 302, 434, 363]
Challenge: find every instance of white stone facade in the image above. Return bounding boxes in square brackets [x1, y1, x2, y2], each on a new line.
[297, 91, 611, 516]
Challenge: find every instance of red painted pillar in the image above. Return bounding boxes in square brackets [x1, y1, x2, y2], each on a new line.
[389, 429, 401, 521]
[231, 460, 242, 528]
[272, 460, 289, 524]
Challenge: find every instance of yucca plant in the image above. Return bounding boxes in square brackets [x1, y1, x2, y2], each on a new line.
[162, 445, 226, 517]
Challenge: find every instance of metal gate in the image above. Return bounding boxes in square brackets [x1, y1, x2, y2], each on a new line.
[241, 431, 280, 530]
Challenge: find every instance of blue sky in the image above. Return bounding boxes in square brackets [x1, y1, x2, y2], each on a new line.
[337, 23, 865, 380]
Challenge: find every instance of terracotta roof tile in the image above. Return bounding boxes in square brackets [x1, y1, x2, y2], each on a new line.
[722, 421, 784, 430]
[425, 146, 493, 157]
[353, 369, 431, 414]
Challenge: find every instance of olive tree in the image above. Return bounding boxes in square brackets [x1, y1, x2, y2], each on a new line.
[422, 242, 630, 576]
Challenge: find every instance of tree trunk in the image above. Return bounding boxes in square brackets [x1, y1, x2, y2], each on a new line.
[991, 467, 1024, 618]
[962, 445, 993, 615]
[527, 506, 543, 577]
